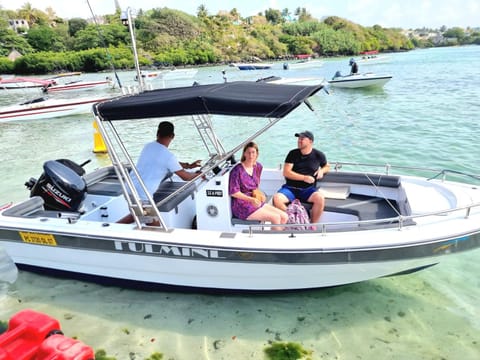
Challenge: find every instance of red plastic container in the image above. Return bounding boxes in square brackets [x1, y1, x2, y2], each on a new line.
[34, 334, 94, 360]
[0, 309, 61, 360]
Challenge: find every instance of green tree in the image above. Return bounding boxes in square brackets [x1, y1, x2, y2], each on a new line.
[444, 27, 465, 41]
[68, 18, 88, 37]
[265, 8, 283, 25]
[0, 28, 34, 56]
[26, 25, 66, 52]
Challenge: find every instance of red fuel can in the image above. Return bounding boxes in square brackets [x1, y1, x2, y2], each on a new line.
[34, 334, 94, 360]
[0, 309, 62, 360]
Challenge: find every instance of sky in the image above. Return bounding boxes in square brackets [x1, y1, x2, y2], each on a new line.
[1, 0, 479, 29]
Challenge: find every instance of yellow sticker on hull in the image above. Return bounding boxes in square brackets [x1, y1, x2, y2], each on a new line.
[19, 232, 57, 246]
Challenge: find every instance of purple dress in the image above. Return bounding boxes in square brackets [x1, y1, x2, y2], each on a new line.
[229, 162, 264, 220]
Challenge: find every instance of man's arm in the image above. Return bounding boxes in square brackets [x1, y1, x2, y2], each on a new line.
[179, 160, 201, 169]
[315, 162, 330, 180]
[283, 163, 316, 184]
[175, 169, 200, 181]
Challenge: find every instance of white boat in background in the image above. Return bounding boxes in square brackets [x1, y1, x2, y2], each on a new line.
[1, 81, 479, 291]
[0, 95, 111, 122]
[135, 69, 198, 82]
[257, 75, 326, 86]
[283, 58, 323, 70]
[0, 77, 56, 91]
[231, 62, 273, 70]
[328, 72, 392, 89]
[357, 50, 390, 65]
[43, 72, 114, 93]
[161, 68, 198, 80]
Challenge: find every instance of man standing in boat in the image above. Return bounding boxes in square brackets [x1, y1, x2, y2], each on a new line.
[349, 58, 359, 75]
[273, 131, 330, 227]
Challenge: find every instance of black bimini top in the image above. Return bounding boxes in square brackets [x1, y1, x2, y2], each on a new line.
[93, 81, 323, 121]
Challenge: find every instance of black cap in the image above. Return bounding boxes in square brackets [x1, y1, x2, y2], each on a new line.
[157, 121, 174, 137]
[295, 130, 314, 141]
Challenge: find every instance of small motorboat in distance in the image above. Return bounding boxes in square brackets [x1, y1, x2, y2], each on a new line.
[231, 62, 273, 70]
[357, 50, 390, 65]
[328, 72, 392, 89]
[43, 72, 114, 93]
[0, 95, 111, 122]
[134, 69, 198, 82]
[0, 77, 56, 91]
[282, 55, 323, 70]
[0, 81, 479, 292]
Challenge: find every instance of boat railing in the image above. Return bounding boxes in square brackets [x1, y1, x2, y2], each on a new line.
[245, 200, 480, 236]
[330, 161, 480, 183]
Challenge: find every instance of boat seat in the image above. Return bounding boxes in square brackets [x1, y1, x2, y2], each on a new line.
[231, 217, 262, 225]
[302, 201, 360, 218]
[2, 196, 45, 217]
[85, 167, 124, 197]
[87, 176, 123, 196]
[322, 172, 401, 188]
[153, 181, 197, 212]
[303, 195, 403, 222]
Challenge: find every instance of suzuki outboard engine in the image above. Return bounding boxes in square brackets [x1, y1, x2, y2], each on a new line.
[25, 159, 87, 212]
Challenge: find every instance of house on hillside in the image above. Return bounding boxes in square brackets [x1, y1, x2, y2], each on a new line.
[8, 19, 29, 33]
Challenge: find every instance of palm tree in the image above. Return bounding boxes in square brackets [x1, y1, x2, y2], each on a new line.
[18, 3, 37, 26]
[197, 4, 208, 18]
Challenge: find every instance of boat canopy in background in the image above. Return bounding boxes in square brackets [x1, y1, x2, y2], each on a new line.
[93, 81, 323, 121]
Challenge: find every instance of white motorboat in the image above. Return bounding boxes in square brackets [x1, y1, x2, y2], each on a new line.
[231, 63, 273, 70]
[43, 73, 114, 93]
[134, 69, 198, 82]
[328, 72, 392, 88]
[282, 58, 323, 70]
[357, 51, 390, 65]
[0, 81, 479, 291]
[256, 75, 326, 86]
[0, 95, 111, 122]
[0, 77, 56, 91]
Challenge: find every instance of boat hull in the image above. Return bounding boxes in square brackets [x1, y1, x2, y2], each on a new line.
[0, 97, 110, 122]
[232, 63, 273, 70]
[44, 80, 112, 93]
[328, 74, 392, 88]
[1, 204, 479, 290]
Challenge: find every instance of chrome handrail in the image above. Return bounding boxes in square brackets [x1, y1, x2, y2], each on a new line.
[330, 161, 480, 182]
[246, 199, 480, 236]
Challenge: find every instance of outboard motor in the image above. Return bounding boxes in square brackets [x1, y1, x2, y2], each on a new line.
[25, 159, 88, 212]
[332, 70, 343, 80]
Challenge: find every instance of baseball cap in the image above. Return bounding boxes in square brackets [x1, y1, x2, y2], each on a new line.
[295, 130, 314, 141]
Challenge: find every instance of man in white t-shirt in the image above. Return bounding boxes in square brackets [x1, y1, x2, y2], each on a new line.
[131, 121, 201, 200]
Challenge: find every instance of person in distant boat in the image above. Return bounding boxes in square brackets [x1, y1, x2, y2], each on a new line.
[273, 131, 330, 227]
[131, 121, 201, 201]
[229, 141, 288, 230]
[349, 58, 359, 75]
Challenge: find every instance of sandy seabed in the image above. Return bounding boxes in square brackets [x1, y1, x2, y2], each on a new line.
[1, 251, 479, 360]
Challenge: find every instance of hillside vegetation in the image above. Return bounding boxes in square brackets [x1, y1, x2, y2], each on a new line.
[0, 5, 477, 74]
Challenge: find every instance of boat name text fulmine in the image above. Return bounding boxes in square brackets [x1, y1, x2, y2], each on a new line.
[114, 241, 226, 259]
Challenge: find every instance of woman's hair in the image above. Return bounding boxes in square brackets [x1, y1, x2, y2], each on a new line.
[241, 141, 259, 161]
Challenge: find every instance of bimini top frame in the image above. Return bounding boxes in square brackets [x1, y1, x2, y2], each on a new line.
[92, 81, 323, 230]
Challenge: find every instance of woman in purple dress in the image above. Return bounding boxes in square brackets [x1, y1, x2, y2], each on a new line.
[229, 142, 288, 230]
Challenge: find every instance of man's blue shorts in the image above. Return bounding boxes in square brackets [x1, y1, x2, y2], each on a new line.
[277, 185, 317, 203]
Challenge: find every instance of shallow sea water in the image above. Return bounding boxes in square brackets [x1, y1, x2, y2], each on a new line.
[1, 46, 479, 359]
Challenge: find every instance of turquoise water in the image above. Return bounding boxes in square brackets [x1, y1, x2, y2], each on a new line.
[1, 46, 479, 359]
